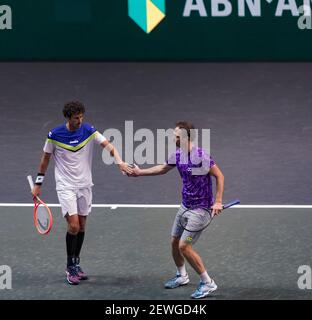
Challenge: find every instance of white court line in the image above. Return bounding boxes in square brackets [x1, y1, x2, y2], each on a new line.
[0, 203, 312, 209]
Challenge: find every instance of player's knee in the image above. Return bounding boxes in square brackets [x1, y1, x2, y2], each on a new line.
[179, 242, 191, 254]
[78, 217, 87, 232]
[68, 222, 80, 234]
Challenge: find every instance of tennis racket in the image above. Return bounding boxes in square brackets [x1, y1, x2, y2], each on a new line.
[179, 199, 240, 233]
[27, 175, 53, 235]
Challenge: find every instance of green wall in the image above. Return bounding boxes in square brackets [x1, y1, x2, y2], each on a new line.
[0, 0, 311, 60]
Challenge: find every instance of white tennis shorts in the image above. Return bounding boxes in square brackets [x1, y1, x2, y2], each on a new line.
[57, 188, 92, 217]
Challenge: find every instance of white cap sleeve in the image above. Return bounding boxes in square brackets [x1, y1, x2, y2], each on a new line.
[43, 139, 55, 153]
[94, 131, 107, 145]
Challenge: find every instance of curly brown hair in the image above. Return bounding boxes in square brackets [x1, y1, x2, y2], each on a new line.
[63, 101, 85, 119]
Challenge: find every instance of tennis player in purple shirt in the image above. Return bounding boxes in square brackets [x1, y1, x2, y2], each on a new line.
[130, 121, 224, 299]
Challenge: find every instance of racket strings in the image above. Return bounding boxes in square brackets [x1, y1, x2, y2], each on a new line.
[179, 208, 213, 233]
[36, 205, 51, 232]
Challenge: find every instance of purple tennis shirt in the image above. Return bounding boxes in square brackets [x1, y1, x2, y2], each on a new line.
[167, 147, 215, 209]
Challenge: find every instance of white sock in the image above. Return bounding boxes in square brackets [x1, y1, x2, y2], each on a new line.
[200, 271, 212, 284]
[177, 264, 187, 276]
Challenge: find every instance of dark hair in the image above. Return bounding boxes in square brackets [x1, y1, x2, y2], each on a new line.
[175, 121, 196, 141]
[63, 101, 85, 119]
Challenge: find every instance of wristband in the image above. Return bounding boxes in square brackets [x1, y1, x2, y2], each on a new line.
[35, 173, 45, 186]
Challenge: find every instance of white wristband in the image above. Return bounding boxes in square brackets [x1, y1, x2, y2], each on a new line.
[35, 174, 45, 185]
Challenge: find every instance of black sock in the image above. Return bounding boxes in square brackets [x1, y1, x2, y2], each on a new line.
[75, 231, 85, 262]
[66, 232, 78, 267]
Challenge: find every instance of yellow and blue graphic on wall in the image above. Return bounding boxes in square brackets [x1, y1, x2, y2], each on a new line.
[128, 0, 166, 33]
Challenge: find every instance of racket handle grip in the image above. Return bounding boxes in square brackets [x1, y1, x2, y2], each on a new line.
[223, 199, 240, 209]
[27, 175, 35, 190]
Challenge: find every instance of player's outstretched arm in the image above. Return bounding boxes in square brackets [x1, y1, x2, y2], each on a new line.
[101, 140, 133, 175]
[130, 164, 174, 177]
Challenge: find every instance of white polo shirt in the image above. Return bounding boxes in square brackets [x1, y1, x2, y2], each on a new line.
[43, 123, 106, 190]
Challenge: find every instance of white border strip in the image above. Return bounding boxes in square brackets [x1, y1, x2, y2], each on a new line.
[0, 203, 312, 209]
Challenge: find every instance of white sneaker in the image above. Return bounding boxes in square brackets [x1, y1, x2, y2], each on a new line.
[164, 273, 190, 289]
[191, 279, 218, 299]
